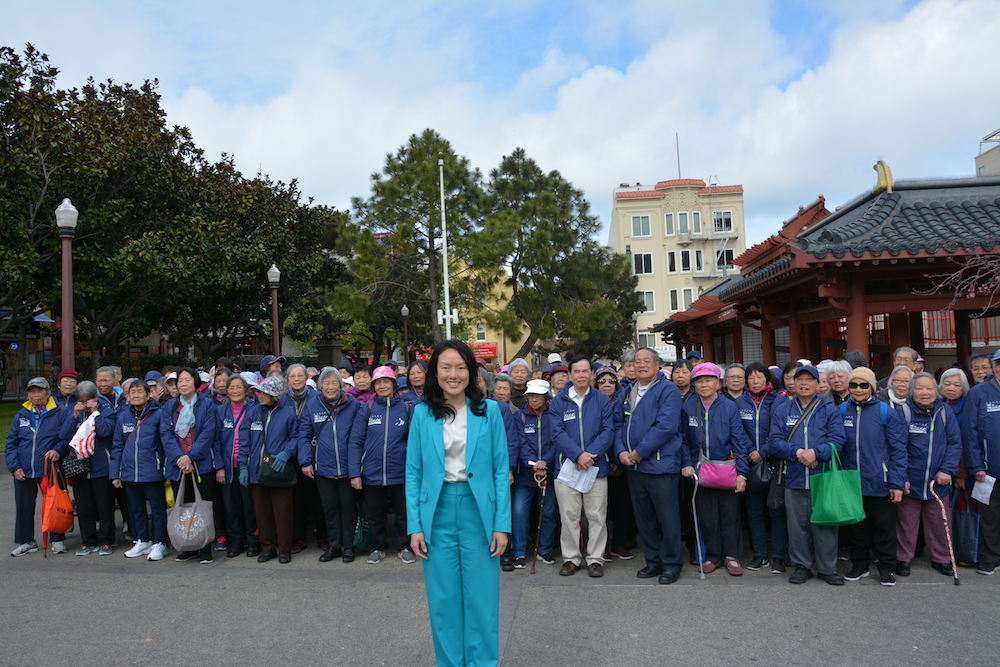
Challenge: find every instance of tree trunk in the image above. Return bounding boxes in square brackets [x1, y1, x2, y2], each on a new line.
[512, 333, 537, 361]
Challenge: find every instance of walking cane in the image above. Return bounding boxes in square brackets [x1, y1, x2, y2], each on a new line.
[692, 471, 704, 580]
[929, 480, 960, 586]
[530, 470, 547, 574]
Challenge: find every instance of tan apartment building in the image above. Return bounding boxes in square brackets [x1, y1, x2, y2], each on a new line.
[608, 178, 746, 359]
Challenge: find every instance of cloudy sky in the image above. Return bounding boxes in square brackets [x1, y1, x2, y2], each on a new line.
[4, 0, 999, 246]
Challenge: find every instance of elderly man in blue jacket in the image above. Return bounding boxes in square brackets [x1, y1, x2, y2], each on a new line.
[615, 347, 693, 584]
[961, 348, 1000, 576]
[550, 355, 615, 577]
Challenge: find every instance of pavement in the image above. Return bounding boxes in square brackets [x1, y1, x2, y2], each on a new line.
[1, 472, 997, 666]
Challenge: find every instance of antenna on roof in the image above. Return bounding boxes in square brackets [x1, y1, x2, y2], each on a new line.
[676, 133, 681, 179]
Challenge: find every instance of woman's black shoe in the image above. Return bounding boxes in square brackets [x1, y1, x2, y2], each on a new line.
[257, 550, 277, 563]
[342, 548, 355, 563]
[278, 552, 291, 564]
[319, 547, 343, 562]
[896, 560, 911, 576]
[932, 561, 954, 577]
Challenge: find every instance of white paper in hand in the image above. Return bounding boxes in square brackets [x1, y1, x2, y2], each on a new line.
[556, 458, 599, 493]
[972, 474, 996, 505]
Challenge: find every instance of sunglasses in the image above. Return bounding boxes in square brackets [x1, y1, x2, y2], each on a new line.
[848, 382, 871, 390]
[597, 378, 617, 385]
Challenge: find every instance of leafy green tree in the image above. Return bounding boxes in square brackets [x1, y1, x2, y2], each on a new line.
[471, 148, 644, 359]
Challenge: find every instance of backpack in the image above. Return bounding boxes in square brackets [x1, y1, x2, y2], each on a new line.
[898, 402, 945, 429]
[840, 401, 889, 426]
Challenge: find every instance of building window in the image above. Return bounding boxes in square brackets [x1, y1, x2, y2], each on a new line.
[692, 211, 702, 234]
[683, 287, 694, 308]
[664, 212, 674, 235]
[716, 248, 735, 269]
[678, 212, 689, 234]
[694, 249, 703, 273]
[631, 215, 651, 237]
[669, 289, 679, 311]
[639, 291, 655, 313]
[637, 332, 657, 348]
[667, 251, 677, 274]
[713, 210, 733, 233]
[680, 249, 691, 272]
[475, 323, 486, 342]
[633, 253, 653, 275]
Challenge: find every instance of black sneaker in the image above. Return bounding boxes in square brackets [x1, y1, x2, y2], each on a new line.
[931, 561, 954, 577]
[880, 570, 896, 587]
[977, 563, 996, 575]
[896, 560, 911, 577]
[174, 551, 197, 562]
[747, 555, 769, 571]
[513, 557, 526, 569]
[818, 573, 845, 586]
[844, 564, 870, 581]
[538, 552, 556, 565]
[502, 559, 515, 572]
[789, 566, 812, 584]
[771, 560, 786, 574]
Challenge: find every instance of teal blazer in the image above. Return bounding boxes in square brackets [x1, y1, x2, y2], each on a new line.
[405, 398, 512, 544]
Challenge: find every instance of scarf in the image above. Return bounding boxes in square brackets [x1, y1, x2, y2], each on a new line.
[175, 393, 197, 438]
[748, 384, 774, 407]
[888, 388, 907, 407]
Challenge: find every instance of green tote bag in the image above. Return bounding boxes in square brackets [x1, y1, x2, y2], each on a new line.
[810, 445, 866, 526]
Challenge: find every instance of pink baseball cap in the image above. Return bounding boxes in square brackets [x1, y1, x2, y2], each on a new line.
[690, 362, 722, 380]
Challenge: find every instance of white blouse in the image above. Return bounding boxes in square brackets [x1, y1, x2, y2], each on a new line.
[443, 405, 468, 483]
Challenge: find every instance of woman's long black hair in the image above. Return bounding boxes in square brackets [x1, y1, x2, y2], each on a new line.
[424, 339, 486, 421]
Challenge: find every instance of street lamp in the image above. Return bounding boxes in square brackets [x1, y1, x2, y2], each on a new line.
[631, 311, 640, 349]
[400, 304, 410, 366]
[267, 263, 281, 355]
[56, 198, 79, 371]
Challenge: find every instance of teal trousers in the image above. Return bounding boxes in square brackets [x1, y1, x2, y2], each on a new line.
[422, 482, 500, 667]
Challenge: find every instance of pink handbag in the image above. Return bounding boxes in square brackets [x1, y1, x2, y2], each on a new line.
[697, 458, 737, 489]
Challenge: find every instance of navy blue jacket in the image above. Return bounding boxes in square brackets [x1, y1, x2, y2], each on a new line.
[214, 400, 254, 483]
[735, 391, 777, 458]
[489, 398, 520, 472]
[110, 402, 165, 483]
[57, 406, 116, 479]
[159, 394, 220, 480]
[236, 399, 300, 484]
[614, 378, 689, 474]
[839, 396, 908, 496]
[768, 395, 847, 490]
[5, 398, 65, 479]
[901, 397, 962, 500]
[961, 377, 1000, 478]
[682, 394, 751, 478]
[400, 389, 425, 406]
[549, 384, 615, 478]
[297, 391, 361, 477]
[53, 392, 78, 414]
[514, 404, 559, 488]
[348, 394, 411, 486]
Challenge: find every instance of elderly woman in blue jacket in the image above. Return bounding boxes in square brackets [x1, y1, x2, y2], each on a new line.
[299, 367, 362, 563]
[110, 378, 168, 562]
[406, 340, 511, 667]
[735, 362, 786, 573]
[682, 362, 751, 576]
[237, 375, 299, 564]
[349, 365, 412, 565]
[838, 366, 908, 586]
[6, 377, 68, 557]
[896, 372, 962, 577]
[160, 367, 221, 564]
[215, 374, 260, 558]
[961, 352, 1000, 576]
[768, 365, 847, 585]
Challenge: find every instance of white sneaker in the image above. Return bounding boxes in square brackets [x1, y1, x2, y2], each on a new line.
[124, 541, 152, 558]
[147, 543, 168, 561]
[50, 540, 67, 554]
[10, 541, 39, 557]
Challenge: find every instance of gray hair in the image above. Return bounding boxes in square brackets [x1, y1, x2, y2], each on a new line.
[893, 346, 918, 364]
[909, 371, 942, 399]
[111, 366, 123, 380]
[508, 358, 530, 374]
[621, 349, 637, 364]
[96, 366, 116, 379]
[826, 360, 852, 378]
[938, 368, 969, 397]
[227, 375, 251, 394]
[635, 347, 658, 362]
[122, 377, 148, 394]
[490, 373, 513, 393]
[286, 363, 308, 378]
[318, 367, 342, 389]
[889, 365, 914, 382]
[75, 380, 98, 400]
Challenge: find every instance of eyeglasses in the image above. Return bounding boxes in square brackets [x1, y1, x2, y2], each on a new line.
[597, 378, 617, 385]
[848, 382, 871, 390]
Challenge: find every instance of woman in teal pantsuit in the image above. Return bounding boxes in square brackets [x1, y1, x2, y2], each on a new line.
[406, 340, 512, 667]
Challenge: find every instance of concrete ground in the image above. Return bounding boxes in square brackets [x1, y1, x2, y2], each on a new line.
[1, 473, 997, 666]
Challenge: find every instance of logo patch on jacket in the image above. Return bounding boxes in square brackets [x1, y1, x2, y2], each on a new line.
[122, 424, 135, 434]
[19, 418, 30, 428]
[313, 413, 328, 423]
[524, 425, 536, 434]
[909, 423, 928, 435]
[250, 421, 263, 431]
[740, 409, 754, 421]
[222, 419, 234, 429]
[368, 415, 383, 426]
[786, 415, 799, 426]
[395, 417, 405, 427]
[843, 417, 854, 428]
[987, 401, 1000, 413]
[688, 416, 698, 427]
[562, 411, 577, 422]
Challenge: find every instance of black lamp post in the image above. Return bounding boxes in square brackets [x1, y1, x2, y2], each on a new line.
[56, 199, 79, 371]
[267, 263, 281, 355]
[401, 304, 410, 365]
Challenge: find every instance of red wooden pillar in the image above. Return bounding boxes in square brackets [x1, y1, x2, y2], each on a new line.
[888, 312, 910, 355]
[788, 309, 804, 362]
[760, 317, 776, 366]
[908, 311, 925, 356]
[845, 280, 869, 360]
[805, 322, 823, 363]
[955, 310, 973, 368]
[733, 321, 744, 364]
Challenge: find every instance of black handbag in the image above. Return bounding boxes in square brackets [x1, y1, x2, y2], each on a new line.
[258, 450, 297, 488]
[766, 461, 785, 510]
[61, 452, 91, 479]
[746, 460, 773, 494]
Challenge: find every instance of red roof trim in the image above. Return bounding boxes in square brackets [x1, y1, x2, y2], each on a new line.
[615, 190, 664, 199]
[654, 179, 707, 189]
[698, 185, 743, 194]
